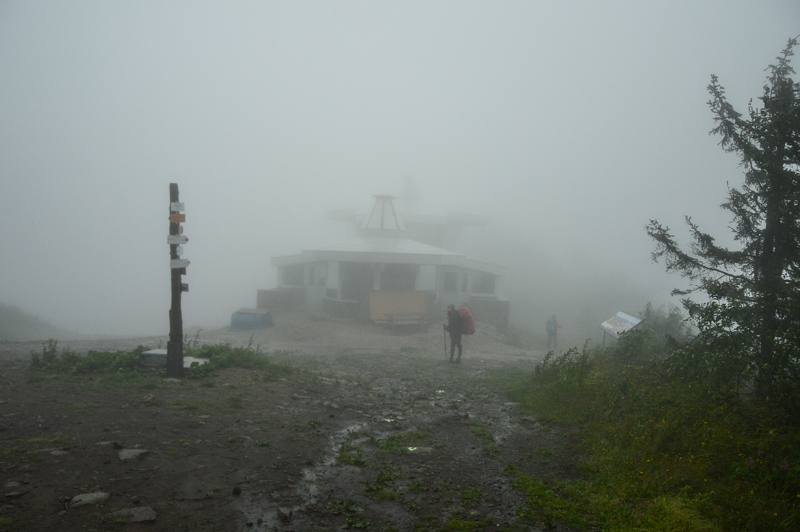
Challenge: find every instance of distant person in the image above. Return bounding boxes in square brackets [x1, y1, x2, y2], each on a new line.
[444, 304, 464, 363]
[546, 314, 561, 351]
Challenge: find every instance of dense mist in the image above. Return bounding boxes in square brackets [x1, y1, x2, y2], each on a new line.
[1, 1, 798, 340]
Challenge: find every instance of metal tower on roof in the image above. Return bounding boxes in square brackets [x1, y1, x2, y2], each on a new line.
[361, 195, 406, 231]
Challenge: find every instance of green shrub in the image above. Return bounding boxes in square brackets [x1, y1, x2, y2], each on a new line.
[29, 339, 149, 377]
[184, 344, 294, 380]
[28, 340, 294, 384]
[509, 328, 800, 531]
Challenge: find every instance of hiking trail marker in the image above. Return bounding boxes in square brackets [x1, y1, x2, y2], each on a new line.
[167, 183, 189, 378]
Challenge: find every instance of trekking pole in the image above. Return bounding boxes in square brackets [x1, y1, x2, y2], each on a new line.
[443, 325, 447, 360]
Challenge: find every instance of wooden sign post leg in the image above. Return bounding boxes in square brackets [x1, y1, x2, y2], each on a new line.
[167, 183, 184, 378]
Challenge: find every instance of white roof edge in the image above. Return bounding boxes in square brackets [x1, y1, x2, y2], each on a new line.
[446, 257, 507, 276]
[272, 253, 306, 267]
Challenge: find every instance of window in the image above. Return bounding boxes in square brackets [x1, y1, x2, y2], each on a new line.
[283, 265, 304, 286]
[472, 273, 495, 294]
[380, 263, 417, 291]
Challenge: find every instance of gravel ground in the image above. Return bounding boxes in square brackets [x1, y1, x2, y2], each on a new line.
[0, 311, 584, 532]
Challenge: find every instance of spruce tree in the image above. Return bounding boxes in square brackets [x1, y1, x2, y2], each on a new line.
[647, 38, 800, 418]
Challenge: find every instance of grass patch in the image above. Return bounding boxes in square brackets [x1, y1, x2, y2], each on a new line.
[374, 489, 396, 501]
[366, 466, 400, 499]
[29, 340, 158, 386]
[185, 344, 295, 380]
[328, 499, 364, 515]
[345, 516, 373, 529]
[27, 340, 296, 386]
[336, 444, 368, 467]
[470, 425, 494, 442]
[408, 479, 428, 492]
[2, 435, 68, 455]
[459, 487, 482, 505]
[508, 333, 800, 531]
[511, 474, 590, 529]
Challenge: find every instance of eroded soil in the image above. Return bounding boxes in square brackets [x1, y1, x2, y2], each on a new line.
[0, 314, 581, 531]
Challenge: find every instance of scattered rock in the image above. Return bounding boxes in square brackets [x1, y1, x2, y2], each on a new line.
[70, 492, 110, 508]
[51, 450, 69, 456]
[277, 507, 292, 521]
[232, 486, 241, 496]
[110, 506, 157, 523]
[118, 449, 148, 461]
[4, 481, 21, 489]
[142, 394, 155, 403]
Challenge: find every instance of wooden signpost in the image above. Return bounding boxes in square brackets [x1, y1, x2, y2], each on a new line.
[167, 183, 189, 378]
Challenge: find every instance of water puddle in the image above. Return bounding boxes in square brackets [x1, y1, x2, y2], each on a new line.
[236, 421, 370, 529]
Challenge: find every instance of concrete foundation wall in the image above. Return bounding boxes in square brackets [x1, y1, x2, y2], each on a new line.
[257, 288, 304, 311]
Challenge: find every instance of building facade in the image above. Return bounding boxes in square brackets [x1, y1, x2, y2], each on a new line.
[260, 196, 510, 331]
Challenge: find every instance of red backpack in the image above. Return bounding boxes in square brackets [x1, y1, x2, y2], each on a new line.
[457, 307, 475, 335]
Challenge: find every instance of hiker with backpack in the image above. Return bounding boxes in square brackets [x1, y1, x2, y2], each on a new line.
[444, 304, 475, 363]
[546, 314, 561, 351]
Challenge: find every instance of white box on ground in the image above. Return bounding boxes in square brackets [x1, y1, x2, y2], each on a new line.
[140, 349, 207, 368]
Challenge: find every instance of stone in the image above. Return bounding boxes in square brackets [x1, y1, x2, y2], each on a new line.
[277, 507, 292, 520]
[70, 492, 110, 508]
[118, 449, 148, 461]
[110, 506, 157, 523]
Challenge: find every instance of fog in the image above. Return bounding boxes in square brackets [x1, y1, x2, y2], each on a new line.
[1, 1, 798, 340]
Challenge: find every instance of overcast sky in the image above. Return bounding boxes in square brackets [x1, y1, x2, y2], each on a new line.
[1, 1, 798, 336]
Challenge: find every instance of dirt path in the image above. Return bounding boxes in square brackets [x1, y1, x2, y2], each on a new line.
[0, 314, 581, 531]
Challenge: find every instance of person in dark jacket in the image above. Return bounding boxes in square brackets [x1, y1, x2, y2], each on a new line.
[444, 304, 464, 363]
[546, 314, 561, 351]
